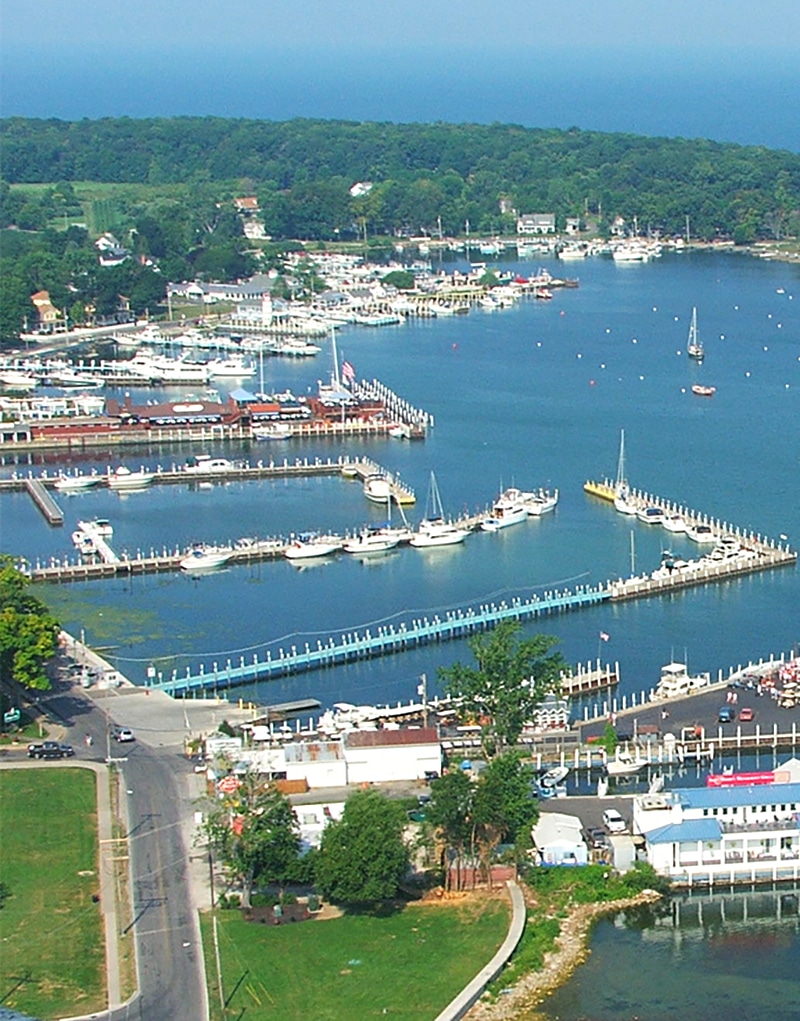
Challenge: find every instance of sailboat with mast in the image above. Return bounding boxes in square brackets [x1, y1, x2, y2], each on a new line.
[686, 306, 704, 361]
[613, 429, 638, 515]
[410, 472, 470, 547]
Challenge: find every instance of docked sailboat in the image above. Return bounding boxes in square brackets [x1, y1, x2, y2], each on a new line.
[686, 306, 704, 361]
[613, 430, 638, 514]
[410, 472, 470, 548]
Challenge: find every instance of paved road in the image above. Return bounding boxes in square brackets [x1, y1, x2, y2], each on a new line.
[5, 673, 209, 1021]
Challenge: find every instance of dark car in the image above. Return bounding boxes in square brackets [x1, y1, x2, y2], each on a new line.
[27, 741, 74, 759]
[586, 826, 608, 849]
[718, 706, 736, 723]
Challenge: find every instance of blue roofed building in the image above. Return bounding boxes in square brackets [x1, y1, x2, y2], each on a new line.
[634, 775, 800, 886]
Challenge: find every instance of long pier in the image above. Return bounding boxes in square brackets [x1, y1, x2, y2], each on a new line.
[149, 584, 608, 696]
[24, 478, 64, 525]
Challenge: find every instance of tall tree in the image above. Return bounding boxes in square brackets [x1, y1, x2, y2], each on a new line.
[201, 777, 300, 909]
[426, 769, 474, 891]
[315, 789, 409, 906]
[0, 557, 59, 690]
[439, 621, 566, 757]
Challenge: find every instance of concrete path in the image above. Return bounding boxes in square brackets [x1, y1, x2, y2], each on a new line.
[433, 880, 526, 1021]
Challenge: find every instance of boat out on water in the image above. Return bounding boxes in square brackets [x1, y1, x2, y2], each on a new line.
[691, 384, 716, 397]
[77, 518, 113, 536]
[606, 752, 647, 777]
[687, 306, 705, 361]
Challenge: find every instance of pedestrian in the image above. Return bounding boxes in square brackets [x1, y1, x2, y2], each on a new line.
[85, 734, 93, 747]
[661, 709, 669, 720]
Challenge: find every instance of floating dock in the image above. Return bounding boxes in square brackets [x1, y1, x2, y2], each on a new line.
[24, 478, 64, 525]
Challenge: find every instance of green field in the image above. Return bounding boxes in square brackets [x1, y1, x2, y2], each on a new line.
[0, 767, 106, 1019]
[202, 898, 509, 1021]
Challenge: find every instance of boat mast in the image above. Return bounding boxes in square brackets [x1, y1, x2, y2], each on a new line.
[330, 326, 341, 388]
[630, 530, 636, 576]
[616, 429, 627, 491]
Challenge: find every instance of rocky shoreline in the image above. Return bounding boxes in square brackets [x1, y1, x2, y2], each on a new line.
[467, 890, 663, 1021]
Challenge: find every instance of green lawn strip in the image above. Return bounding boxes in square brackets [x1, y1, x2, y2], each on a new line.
[201, 898, 509, 1021]
[0, 768, 106, 1019]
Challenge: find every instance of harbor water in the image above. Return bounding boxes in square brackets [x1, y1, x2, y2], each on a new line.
[1, 250, 799, 710]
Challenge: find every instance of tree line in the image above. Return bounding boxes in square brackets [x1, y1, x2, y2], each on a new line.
[2, 115, 799, 241]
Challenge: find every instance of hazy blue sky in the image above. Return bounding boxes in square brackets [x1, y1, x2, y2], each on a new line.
[2, 0, 799, 148]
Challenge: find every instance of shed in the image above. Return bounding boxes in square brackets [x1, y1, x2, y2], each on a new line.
[532, 812, 588, 866]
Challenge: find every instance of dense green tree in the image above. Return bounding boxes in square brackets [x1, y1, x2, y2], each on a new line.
[315, 789, 409, 905]
[439, 621, 567, 757]
[382, 269, 415, 290]
[201, 777, 300, 909]
[0, 558, 60, 691]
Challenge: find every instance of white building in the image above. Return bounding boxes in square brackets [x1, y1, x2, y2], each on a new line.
[635, 779, 800, 886]
[532, 812, 588, 867]
[517, 213, 556, 235]
[343, 727, 441, 784]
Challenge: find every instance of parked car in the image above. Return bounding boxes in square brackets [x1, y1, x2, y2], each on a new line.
[718, 706, 736, 723]
[738, 707, 754, 722]
[111, 726, 135, 742]
[602, 808, 627, 833]
[586, 826, 609, 848]
[27, 741, 74, 759]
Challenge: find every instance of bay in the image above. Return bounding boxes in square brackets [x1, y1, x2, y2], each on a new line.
[2, 250, 798, 708]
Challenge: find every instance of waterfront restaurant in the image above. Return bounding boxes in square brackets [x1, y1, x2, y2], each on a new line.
[634, 781, 800, 886]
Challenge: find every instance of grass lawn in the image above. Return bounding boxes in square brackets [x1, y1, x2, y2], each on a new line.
[201, 897, 509, 1021]
[0, 768, 106, 1019]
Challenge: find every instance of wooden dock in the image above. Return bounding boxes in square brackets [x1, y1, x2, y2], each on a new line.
[24, 478, 64, 525]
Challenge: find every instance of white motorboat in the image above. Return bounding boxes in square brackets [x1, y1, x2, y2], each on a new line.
[653, 661, 711, 699]
[0, 370, 38, 389]
[77, 518, 113, 536]
[481, 487, 529, 532]
[410, 472, 470, 548]
[685, 522, 718, 543]
[637, 505, 665, 525]
[343, 530, 400, 555]
[183, 455, 235, 474]
[54, 473, 99, 492]
[662, 513, 687, 533]
[180, 545, 234, 571]
[523, 488, 559, 515]
[363, 474, 393, 503]
[606, 752, 647, 777]
[252, 422, 293, 441]
[206, 355, 256, 378]
[107, 466, 155, 490]
[284, 532, 343, 560]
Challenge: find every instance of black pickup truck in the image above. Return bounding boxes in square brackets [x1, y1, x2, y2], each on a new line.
[27, 741, 75, 759]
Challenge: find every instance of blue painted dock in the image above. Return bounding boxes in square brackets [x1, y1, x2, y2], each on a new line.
[150, 583, 609, 696]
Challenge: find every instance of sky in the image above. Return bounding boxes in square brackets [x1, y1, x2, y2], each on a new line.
[1, 0, 799, 149]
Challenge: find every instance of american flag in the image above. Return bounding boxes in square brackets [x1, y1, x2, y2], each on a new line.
[599, 631, 610, 642]
[341, 360, 356, 383]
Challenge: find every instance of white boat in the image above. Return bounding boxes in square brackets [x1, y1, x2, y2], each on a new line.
[0, 370, 38, 389]
[523, 488, 559, 515]
[180, 545, 234, 571]
[481, 487, 529, 531]
[49, 367, 103, 389]
[653, 661, 711, 699]
[183, 455, 235, 474]
[107, 466, 155, 490]
[363, 474, 393, 503]
[687, 306, 704, 361]
[252, 422, 293, 441]
[410, 472, 470, 548]
[613, 430, 638, 514]
[606, 752, 647, 778]
[685, 522, 718, 543]
[343, 530, 400, 555]
[637, 505, 665, 525]
[206, 355, 256, 378]
[54, 473, 99, 492]
[77, 518, 113, 536]
[539, 765, 570, 787]
[662, 513, 687, 533]
[284, 532, 343, 560]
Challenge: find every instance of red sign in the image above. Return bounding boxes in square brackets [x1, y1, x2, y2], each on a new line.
[217, 776, 241, 794]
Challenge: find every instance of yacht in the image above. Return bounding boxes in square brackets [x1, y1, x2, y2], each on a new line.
[183, 455, 235, 474]
[363, 474, 393, 503]
[685, 521, 718, 543]
[523, 488, 559, 515]
[637, 505, 665, 525]
[342, 530, 401, 555]
[410, 472, 470, 547]
[662, 513, 687, 533]
[77, 518, 113, 536]
[54, 473, 99, 492]
[481, 487, 529, 532]
[206, 355, 256, 378]
[252, 422, 293, 441]
[653, 661, 711, 699]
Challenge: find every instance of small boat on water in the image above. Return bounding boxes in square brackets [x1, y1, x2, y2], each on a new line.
[284, 532, 343, 560]
[363, 473, 393, 503]
[342, 530, 400, 555]
[252, 422, 293, 441]
[638, 505, 665, 525]
[107, 466, 154, 490]
[54, 473, 99, 492]
[180, 544, 234, 571]
[481, 487, 529, 532]
[662, 513, 687, 533]
[686, 306, 705, 361]
[606, 752, 647, 777]
[77, 518, 113, 536]
[183, 455, 235, 474]
[685, 522, 718, 543]
[410, 472, 470, 548]
[691, 384, 716, 397]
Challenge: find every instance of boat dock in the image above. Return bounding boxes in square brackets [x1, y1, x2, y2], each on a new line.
[24, 478, 64, 525]
[560, 660, 619, 696]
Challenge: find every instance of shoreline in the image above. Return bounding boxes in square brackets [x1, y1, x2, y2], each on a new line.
[467, 890, 663, 1021]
